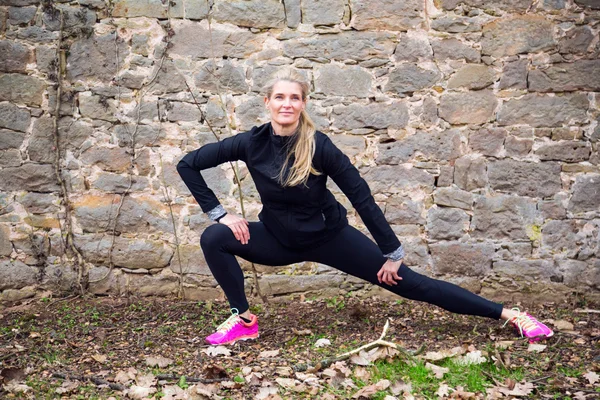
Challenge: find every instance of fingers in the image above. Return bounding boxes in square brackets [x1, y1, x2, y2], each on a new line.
[231, 222, 249, 244]
[379, 269, 402, 286]
[384, 271, 397, 286]
[230, 222, 243, 242]
[240, 221, 250, 244]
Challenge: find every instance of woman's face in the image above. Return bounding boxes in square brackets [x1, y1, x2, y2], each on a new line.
[265, 80, 306, 131]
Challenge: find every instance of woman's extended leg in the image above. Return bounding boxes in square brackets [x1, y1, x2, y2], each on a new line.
[304, 225, 503, 319]
[303, 225, 553, 340]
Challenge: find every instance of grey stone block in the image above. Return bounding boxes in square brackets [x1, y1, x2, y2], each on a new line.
[426, 207, 470, 240]
[0, 128, 25, 150]
[568, 174, 600, 213]
[394, 32, 432, 62]
[430, 241, 495, 276]
[0, 149, 21, 167]
[332, 102, 408, 131]
[194, 60, 248, 94]
[171, 20, 264, 59]
[8, 6, 36, 25]
[499, 59, 528, 90]
[431, 15, 482, 32]
[0, 74, 46, 106]
[493, 260, 556, 282]
[90, 172, 150, 193]
[17, 193, 59, 214]
[350, 0, 423, 31]
[439, 91, 497, 125]
[504, 136, 533, 157]
[431, 38, 480, 63]
[77, 234, 174, 269]
[488, 160, 562, 198]
[0, 225, 12, 256]
[67, 32, 129, 83]
[0, 163, 59, 192]
[78, 92, 118, 122]
[529, 60, 600, 92]
[433, 187, 473, 210]
[377, 129, 466, 164]
[0, 260, 38, 291]
[15, 26, 59, 43]
[536, 141, 591, 162]
[302, 0, 344, 25]
[454, 155, 487, 191]
[469, 128, 507, 157]
[80, 147, 131, 173]
[559, 26, 595, 54]
[315, 64, 372, 98]
[212, 0, 285, 29]
[448, 65, 496, 90]
[481, 15, 555, 57]
[498, 93, 588, 128]
[385, 64, 442, 96]
[42, 5, 96, 31]
[283, 31, 395, 61]
[384, 196, 425, 224]
[472, 194, 539, 241]
[362, 165, 435, 194]
[284, 0, 301, 28]
[440, 0, 531, 12]
[0, 40, 32, 72]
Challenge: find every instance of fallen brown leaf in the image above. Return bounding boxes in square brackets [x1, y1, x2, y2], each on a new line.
[553, 319, 575, 331]
[425, 362, 449, 379]
[91, 353, 107, 364]
[202, 346, 231, 357]
[259, 349, 280, 358]
[127, 385, 156, 399]
[390, 380, 411, 396]
[584, 371, 599, 384]
[527, 343, 547, 353]
[145, 355, 173, 368]
[54, 380, 80, 395]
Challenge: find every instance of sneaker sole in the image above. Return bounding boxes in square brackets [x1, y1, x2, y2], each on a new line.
[527, 331, 554, 342]
[206, 333, 259, 346]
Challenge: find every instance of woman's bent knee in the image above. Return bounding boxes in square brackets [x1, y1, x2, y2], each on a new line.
[200, 223, 234, 250]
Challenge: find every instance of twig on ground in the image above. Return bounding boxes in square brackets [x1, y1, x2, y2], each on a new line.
[574, 308, 600, 314]
[52, 372, 127, 392]
[294, 319, 425, 372]
[529, 374, 554, 384]
[155, 374, 228, 384]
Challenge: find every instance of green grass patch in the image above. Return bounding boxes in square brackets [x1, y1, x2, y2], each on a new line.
[366, 355, 526, 398]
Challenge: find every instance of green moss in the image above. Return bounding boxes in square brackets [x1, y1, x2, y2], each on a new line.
[526, 224, 542, 242]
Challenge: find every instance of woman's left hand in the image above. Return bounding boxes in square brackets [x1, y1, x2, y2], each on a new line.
[377, 259, 403, 286]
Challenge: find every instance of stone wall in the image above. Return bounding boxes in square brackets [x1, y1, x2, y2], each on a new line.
[0, 0, 599, 303]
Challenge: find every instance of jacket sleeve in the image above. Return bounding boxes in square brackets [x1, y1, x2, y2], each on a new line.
[177, 131, 248, 216]
[320, 135, 403, 257]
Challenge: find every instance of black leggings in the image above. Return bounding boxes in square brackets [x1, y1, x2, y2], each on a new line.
[200, 222, 503, 320]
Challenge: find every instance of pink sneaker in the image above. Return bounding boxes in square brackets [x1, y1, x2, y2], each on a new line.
[506, 309, 554, 342]
[205, 310, 259, 346]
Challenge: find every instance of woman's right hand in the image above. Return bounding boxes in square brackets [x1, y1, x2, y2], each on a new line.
[219, 214, 250, 244]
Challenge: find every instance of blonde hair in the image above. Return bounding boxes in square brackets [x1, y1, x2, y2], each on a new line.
[263, 69, 321, 187]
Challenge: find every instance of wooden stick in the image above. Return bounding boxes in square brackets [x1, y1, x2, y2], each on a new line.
[294, 319, 425, 372]
[52, 372, 127, 392]
[155, 374, 228, 384]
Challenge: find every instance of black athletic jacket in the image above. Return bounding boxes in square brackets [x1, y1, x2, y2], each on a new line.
[177, 123, 403, 258]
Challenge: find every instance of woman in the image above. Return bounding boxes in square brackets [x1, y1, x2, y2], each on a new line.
[177, 69, 553, 346]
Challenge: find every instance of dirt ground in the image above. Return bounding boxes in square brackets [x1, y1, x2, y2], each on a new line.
[0, 293, 598, 399]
